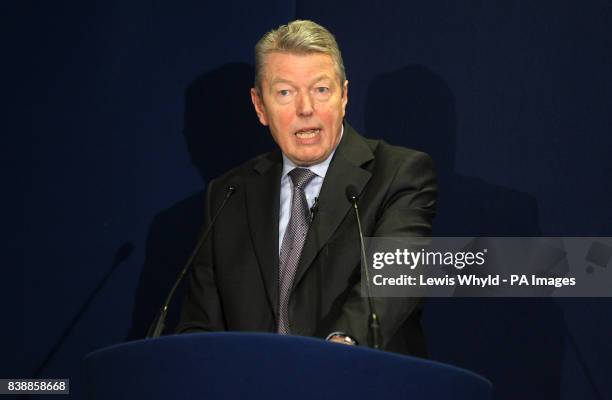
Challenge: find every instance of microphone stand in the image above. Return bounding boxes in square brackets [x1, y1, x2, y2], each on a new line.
[146, 185, 236, 339]
[32, 242, 134, 378]
[347, 187, 381, 349]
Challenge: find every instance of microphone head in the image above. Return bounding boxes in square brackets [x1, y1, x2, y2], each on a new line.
[345, 185, 359, 203]
[112, 241, 135, 267]
[226, 184, 238, 194]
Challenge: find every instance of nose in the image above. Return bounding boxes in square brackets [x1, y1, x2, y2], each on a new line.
[296, 91, 314, 117]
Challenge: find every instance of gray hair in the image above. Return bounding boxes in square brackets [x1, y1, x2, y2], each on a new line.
[254, 20, 346, 93]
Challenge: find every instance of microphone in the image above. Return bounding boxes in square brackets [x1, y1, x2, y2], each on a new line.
[345, 185, 381, 349]
[310, 196, 319, 223]
[146, 184, 237, 338]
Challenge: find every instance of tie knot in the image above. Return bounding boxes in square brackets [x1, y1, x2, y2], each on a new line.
[289, 168, 317, 189]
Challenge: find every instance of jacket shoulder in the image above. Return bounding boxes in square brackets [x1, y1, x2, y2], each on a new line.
[208, 150, 278, 188]
[365, 137, 435, 172]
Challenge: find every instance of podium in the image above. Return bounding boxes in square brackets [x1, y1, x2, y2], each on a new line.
[84, 333, 491, 399]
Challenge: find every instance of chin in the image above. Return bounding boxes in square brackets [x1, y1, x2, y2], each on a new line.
[294, 152, 325, 166]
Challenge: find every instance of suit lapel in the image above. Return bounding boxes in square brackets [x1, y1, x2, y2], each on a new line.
[292, 124, 374, 291]
[245, 151, 282, 318]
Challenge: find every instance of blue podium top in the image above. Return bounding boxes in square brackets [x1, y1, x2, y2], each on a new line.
[84, 332, 491, 400]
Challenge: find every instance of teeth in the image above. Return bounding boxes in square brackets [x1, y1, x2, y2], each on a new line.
[296, 129, 320, 138]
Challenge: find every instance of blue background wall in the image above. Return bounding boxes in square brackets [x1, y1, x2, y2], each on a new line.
[13, 1, 612, 399]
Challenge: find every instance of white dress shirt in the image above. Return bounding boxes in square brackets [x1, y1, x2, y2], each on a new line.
[278, 127, 343, 254]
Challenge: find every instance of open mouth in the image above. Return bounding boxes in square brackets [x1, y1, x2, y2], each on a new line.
[295, 128, 321, 139]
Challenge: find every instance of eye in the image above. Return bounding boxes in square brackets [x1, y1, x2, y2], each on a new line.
[278, 89, 290, 96]
[316, 87, 329, 94]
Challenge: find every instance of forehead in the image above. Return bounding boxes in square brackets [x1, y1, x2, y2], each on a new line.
[261, 52, 337, 84]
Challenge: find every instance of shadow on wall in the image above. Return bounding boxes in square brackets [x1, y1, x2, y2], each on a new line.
[127, 63, 274, 339]
[365, 65, 566, 400]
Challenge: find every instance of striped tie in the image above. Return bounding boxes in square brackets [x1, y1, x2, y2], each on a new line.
[277, 168, 317, 334]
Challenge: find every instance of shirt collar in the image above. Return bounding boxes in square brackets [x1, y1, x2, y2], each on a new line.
[281, 125, 344, 179]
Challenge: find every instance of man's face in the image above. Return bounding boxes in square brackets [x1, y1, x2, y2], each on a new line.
[251, 52, 348, 166]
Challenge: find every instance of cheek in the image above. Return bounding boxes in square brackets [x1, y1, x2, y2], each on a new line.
[271, 109, 295, 134]
[320, 106, 342, 128]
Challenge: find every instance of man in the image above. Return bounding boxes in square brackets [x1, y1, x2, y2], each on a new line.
[177, 20, 436, 356]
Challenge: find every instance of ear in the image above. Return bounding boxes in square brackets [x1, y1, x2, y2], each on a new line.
[250, 87, 269, 126]
[341, 80, 349, 117]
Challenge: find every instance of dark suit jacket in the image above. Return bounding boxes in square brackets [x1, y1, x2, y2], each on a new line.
[177, 123, 437, 356]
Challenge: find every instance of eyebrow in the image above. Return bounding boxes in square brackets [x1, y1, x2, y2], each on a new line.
[269, 74, 334, 87]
